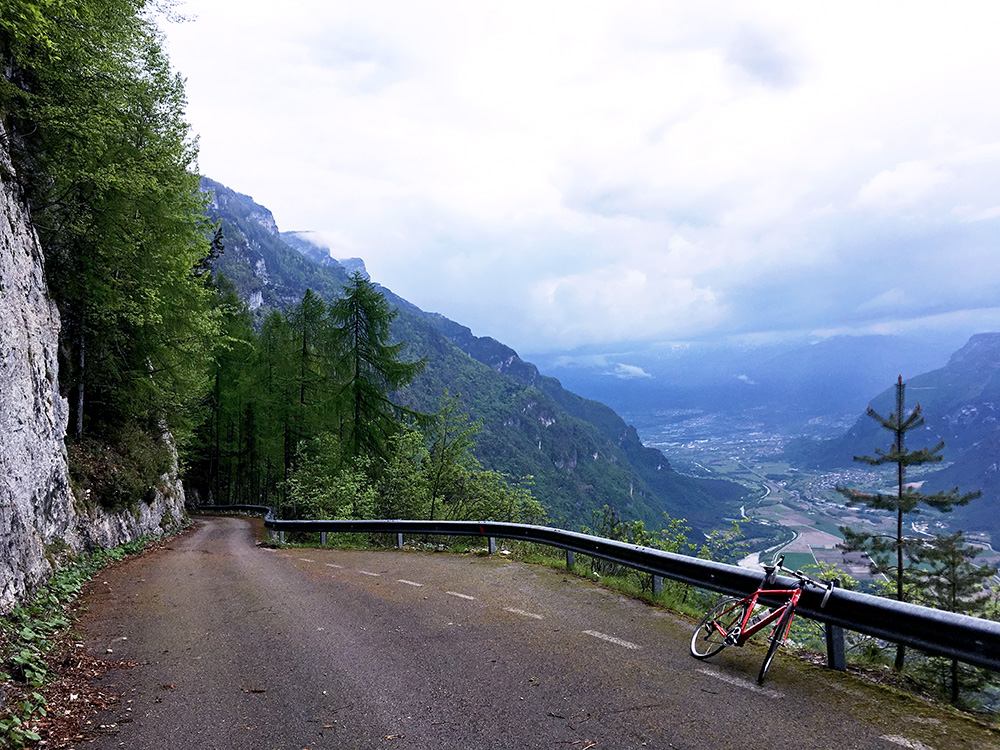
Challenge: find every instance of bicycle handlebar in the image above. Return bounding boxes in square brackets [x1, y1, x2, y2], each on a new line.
[762, 553, 834, 608]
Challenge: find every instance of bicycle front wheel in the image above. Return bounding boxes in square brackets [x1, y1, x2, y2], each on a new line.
[758, 604, 793, 684]
[690, 597, 745, 659]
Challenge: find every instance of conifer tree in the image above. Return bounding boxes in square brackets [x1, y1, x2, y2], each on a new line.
[836, 376, 980, 669]
[329, 272, 425, 462]
[288, 289, 333, 448]
[912, 531, 996, 705]
[2, 0, 218, 507]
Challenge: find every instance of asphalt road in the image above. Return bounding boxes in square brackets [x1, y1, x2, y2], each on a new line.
[76, 516, 997, 749]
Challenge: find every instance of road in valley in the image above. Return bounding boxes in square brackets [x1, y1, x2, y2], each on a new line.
[76, 516, 995, 749]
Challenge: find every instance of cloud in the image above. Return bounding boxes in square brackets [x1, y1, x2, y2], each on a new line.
[609, 364, 653, 380]
[857, 162, 954, 210]
[725, 24, 801, 88]
[162, 1, 1000, 354]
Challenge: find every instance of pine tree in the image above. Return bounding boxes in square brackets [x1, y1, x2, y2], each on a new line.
[836, 375, 980, 669]
[912, 532, 996, 705]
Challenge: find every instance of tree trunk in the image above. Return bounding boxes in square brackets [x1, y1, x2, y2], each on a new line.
[75, 328, 85, 437]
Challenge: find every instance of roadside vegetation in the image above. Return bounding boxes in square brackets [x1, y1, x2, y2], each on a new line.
[0, 536, 159, 747]
[189, 277, 544, 526]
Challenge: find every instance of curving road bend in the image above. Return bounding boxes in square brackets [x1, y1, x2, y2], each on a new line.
[77, 517, 995, 749]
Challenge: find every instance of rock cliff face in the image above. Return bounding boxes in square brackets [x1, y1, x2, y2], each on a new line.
[0, 123, 77, 611]
[0, 125, 185, 612]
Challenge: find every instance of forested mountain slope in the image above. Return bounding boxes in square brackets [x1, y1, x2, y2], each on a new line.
[203, 179, 745, 531]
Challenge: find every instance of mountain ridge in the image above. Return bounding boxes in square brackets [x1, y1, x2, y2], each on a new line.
[201, 177, 746, 532]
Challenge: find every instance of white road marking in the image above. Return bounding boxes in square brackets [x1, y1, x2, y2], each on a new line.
[696, 668, 781, 699]
[504, 607, 543, 620]
[296, 558, 315, 562]
[325, 563, 343, 569]
[358, 570, 382, 577]
[881, 736, 935, 750]
[397, 579, 424, 587]
[446, 591, 476, 600]
[582, 630, 641, 650]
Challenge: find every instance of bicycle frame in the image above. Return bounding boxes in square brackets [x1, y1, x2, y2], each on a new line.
[691, 555, 833, 684]
[716, 585, 803, 645]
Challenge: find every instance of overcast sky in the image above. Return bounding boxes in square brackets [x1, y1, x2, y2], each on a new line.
[161, 1, 1000, 355]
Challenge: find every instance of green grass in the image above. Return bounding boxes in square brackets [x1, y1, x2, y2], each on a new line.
[778, 551, 817, 571]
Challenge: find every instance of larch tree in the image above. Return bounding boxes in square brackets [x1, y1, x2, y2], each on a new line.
[329, 272, 425, 462]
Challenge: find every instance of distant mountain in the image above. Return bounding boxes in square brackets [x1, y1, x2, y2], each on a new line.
[202, 178, 353, 307]
[201, 178, 746, 532]
[787, 333, 1000, 539]
[532, 334, 961, 434]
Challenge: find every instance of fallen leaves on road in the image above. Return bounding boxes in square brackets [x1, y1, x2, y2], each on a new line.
[11, 635, 136, 749]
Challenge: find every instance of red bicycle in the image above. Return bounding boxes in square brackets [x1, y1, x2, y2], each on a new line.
[690, 554, 834, 684]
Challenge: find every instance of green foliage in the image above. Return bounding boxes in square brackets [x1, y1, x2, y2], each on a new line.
[67, 427, 173, 509]
[190, 282, 427, 510]
[835, 376, 981, 670]
[425, 392, 481, 521]
[581, 505, 709, 600]
[190, 285, 540, 525]
[2, 0, 219, 507]
[696, 521, 747, 565]
[0, 536, 151, 747]
[330, 272, 427, 462]
[281, 392, 542, 525]
[376, 428, 430, 519]
[908, 532, 998, 705]
[286, 434, 377, 520]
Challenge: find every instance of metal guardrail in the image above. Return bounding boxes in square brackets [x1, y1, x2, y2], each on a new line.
[198, 505, 1000, 673]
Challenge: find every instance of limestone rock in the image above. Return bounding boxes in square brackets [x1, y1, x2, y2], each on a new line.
[0, 123, 188, 612]
[0, 122, 76, 611]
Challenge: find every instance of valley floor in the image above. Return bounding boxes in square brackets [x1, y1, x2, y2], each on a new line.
[631, 412, 1000, 584]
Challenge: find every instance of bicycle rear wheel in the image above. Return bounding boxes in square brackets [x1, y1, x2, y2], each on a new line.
[758, 604, 793, 684]
[690, 597, 746, 659]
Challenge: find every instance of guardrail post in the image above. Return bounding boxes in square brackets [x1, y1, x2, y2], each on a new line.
[826, 622, 846, 671]
[825, 580, 847, 671]
[489, 537, 496, 555]
[566, 549, 575, 569]
[280, 530, 285, 544]
[268, 527, 275, 541]
[321, 531, 327, 547]
[652, 575, 663, 597]
[397, 533, 404, 549]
